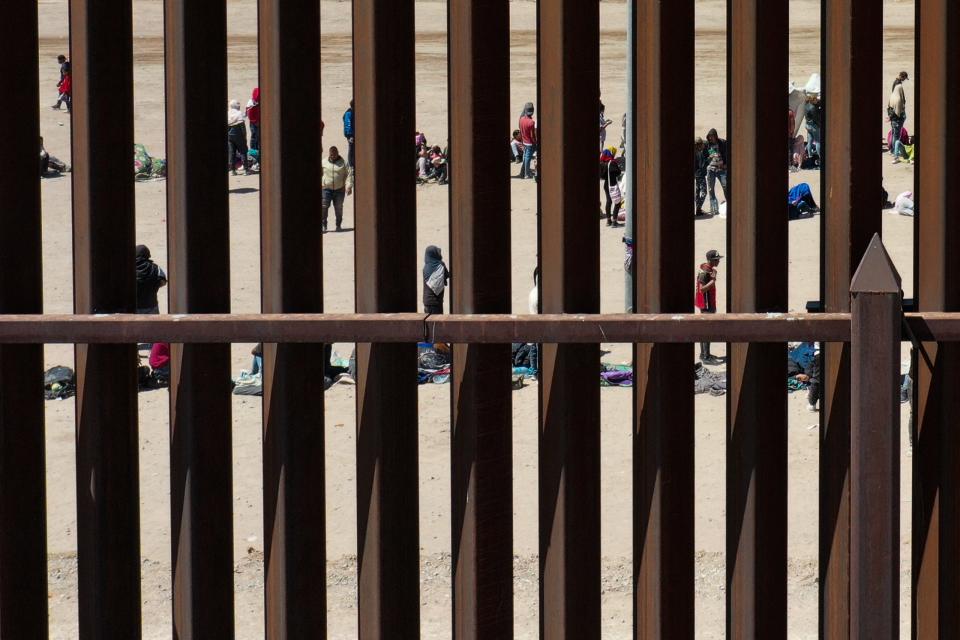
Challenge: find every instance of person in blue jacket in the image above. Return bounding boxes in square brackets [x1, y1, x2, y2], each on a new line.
[343, 99, 354, 167]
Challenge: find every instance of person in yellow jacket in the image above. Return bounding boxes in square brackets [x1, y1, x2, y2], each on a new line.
[321, 146, 354, 232]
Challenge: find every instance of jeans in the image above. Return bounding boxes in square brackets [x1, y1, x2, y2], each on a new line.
[890, 114, 905, 153]
[521, 144, 536, 178]
[707, 169, 728, 214]
[322, 188, 346, 228]
[249, 123, 260, 152]
[695, 176, 707, 213]
[347, 137, 355, 168]
[250, 354, 263, 376]
[805, 124, 821, 161]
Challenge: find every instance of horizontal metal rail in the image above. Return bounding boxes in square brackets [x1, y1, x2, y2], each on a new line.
[0, 312, 954, 344]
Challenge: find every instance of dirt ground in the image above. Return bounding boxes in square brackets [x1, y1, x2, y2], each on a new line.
[35, 0, 917, 637]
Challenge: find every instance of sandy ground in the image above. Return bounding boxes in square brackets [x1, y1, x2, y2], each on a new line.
[33, 0, 918, 637]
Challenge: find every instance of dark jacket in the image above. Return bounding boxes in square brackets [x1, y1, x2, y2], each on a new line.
[135, 246, 166, 310]
[695, 148, 709, 178]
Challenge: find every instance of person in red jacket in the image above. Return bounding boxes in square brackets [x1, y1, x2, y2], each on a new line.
[695, 249, 723, 364]
[246, 87, 260, 151]
[55, 69, 72, 113]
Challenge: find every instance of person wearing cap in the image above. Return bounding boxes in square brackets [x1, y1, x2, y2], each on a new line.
[695, 250, 723, 364]
[888, 72, 908, 159]
[518, 102, 537, 179]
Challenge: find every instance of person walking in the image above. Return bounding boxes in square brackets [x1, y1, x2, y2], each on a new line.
[694, 137, 709, 216]
[227, 100, 251, 175]
[888, 71, 908, 158]
[246, 87, 260, 152]
[321, 146, 353, 232]
[695, 249, 723, 364]
[422, 246, 450, 314]
[518, 102, 537, 179]
[343, 99, 355, 168]
[704, 129, 728, 216]
[135, 245, 167, 315]
[600, 148, 623, 227]
[51, 55, 71, 110]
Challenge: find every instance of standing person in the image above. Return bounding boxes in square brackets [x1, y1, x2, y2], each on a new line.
[600, 148, 622, 227]
[227, 100, 250, 175]
[343, 99, 355, 168]
[135, 245, 167, 315]
[422, 246, 450, 315]
[51, 55, 71, 109]
[510, 129, 523, 163]
[320, 146, 353, 232]
[599, 100, 613, 150]
[53, 68, 72, 113]
[695, 250, 723, 364]
[246, 87, 260, 152]
[694, 137, 709, 216]
[704, 129, 728, 216]
[888, 71, 908, 158]
[804, 94, 823, 165]
[518, 102, 537, 179]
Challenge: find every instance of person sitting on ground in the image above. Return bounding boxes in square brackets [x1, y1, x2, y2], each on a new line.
[417, 147, 431, 181]
[415, 131, 427, 153]
[888, 126, 913, 164]
[694, 137, 709, 216]
[227, 100, 251, 175]
[149, 342, 171, 384]
[422, 245, 450, 315]
[894, 190, 914, 216]
[39, 136, 69, 176]
[788, 182, 819, 219]
[791, 133, 808, 171]
[510, 129, 523, 163]
[135, 245, 167, 315]
[429, 146, 448, 184]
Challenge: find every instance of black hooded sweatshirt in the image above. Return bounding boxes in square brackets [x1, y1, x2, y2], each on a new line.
[135, 245, 167, 311]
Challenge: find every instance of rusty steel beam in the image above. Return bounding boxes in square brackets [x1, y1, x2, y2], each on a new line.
[258, 0, 326, 635]
[448, 0, 513, 636]
[352, 0, 419, 636]
[914, 0, 960, 635]
[537, 0, 601, 637]
[632, 0, 695, 636]
[163, 0, 234, 636]
[0, 0, 47, 637]
[849, 235, 901, 639]
[726, 0, 789, 636]
[0, 312, 859, 344]
[69, 0, 142, 635]
[820, 0, 883, 636]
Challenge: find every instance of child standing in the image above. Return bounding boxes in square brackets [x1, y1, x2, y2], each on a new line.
[422, 246, 450, 314]
[695, 250, 723, 364]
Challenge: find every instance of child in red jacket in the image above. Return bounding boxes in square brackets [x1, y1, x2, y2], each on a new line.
[55, 70, 72, 113]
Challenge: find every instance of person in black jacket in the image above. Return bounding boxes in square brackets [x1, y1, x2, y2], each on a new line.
[422, 246, 450, 314]
[694, 137, 709, 216]
[135, 245, 167, 314]
[600, 148, 623, 227]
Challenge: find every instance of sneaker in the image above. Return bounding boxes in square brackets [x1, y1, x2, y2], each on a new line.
[806, 403, 818, 413]
[335, 224, 342, 232]
[50, 105, 60, 110]
[892, 158, 901, 165]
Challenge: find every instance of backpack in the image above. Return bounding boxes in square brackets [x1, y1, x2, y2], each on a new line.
[44, 366, 76, 400]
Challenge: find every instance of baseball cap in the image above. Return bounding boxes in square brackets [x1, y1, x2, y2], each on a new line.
[706, 250, 723, 260]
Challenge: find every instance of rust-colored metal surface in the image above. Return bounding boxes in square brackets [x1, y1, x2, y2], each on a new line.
[352, 0, 420, 636]
[914, 1, 960, 636]
[448, 0, 513, 636]
[726, 0, 789, 636]
[164, 0, 234, 636]
[0, 1, 47, 636]
[632, 0, 695, 636]
[537, 1, 601, 637]
[258, 0, 327, 635]
[849, 235, 901, 639]
[820, 1, 883, 636]
[70, 0, 142, 635]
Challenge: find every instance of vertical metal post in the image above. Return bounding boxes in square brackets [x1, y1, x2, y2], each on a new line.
[352, 0, 419, 636]
[624, 0, 635, 312]
[849, 234, 901, 640]
[0, 1, 47, 637]
[537, 0, 601, 637]
[726, 0, 789, 636]
[448, 0, 513, 637]
[632, 0, 695, 637]
[70, 0, 142, 635]
[820, 0, 882, 636]
[259, 0, 326, 636]
[164, 0, 234, 636]
[914, 0, 960, 635]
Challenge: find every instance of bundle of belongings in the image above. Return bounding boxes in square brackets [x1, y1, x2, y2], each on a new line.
[247, 148, 261, 173]
[134, 143, 167, 180]
[44, 366, 76, 400]
[512, 343, 539, 389]
[418, 343, 452, 384]
[694, 362, 727, 396]
[787, 342, 819, 392]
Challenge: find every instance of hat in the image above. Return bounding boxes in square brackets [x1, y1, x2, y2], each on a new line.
[706, 249, 723, 261]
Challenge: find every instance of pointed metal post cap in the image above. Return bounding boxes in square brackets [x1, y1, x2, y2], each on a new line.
[850, 233, 902, 294]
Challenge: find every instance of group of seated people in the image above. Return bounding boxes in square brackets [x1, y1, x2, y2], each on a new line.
[415, 132, 448, 184]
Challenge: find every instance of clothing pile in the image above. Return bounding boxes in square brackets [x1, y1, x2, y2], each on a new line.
[694, 363, 727, 396]
[512, 343, 538, 377]
[134, 144, 167, 180]
[600, 364, 633, 387]
[418, 344, 452, 384]
[44, 366, 76, 400]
